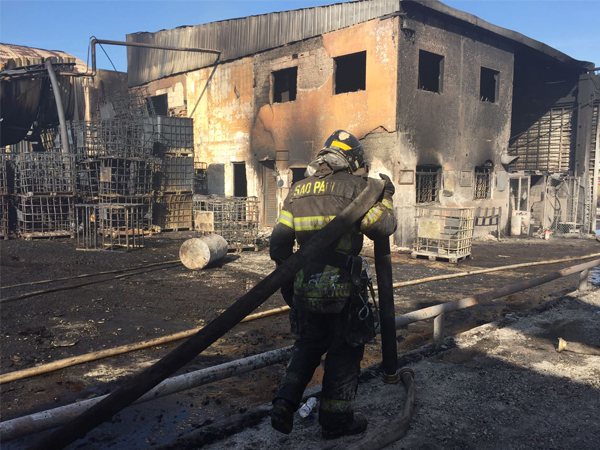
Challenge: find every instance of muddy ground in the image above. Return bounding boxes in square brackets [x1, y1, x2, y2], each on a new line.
[1, 233, 599, 448]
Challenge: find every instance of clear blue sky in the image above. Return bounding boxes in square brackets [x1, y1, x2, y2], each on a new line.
[1, 0, 598, 72]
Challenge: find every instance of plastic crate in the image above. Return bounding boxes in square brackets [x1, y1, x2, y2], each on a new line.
[153, 116, 193, 149]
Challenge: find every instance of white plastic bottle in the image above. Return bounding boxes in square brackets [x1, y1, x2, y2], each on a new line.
[298, 397, 318, 418]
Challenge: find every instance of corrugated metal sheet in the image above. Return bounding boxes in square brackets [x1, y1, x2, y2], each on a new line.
[590, 102, 599, 178]
[127, 0, 400, 86]
[509, 106, 575, 173]
[0, 43, 89, 73]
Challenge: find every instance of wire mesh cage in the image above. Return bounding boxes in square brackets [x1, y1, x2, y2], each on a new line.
[153, 116, 194, 149]
[99, 120, 154, 159]
[76, 203, 147, 250]
[156, 155, 194, 192]
[154, 193, 193, 231]
[0, 195, 8, 238]
[70, 121, 104, 160]
[98, 157, 155, 197]
[546, 176, 585, 234]
[14, 153, 75, 194]
[15, 194, 74, 238]
[99, 86, 155, 121]
[0, 154, 8, 194]
[76, 159, 101, 199]
[193, 196, 259, 250]
[412, 206, 475, 263]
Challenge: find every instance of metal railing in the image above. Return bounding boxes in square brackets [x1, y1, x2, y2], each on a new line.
[395, 258, 599, 346]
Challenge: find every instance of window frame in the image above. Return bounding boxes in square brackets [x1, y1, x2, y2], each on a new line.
[417, 50, 445, 94]
[333, 51, 367, 95]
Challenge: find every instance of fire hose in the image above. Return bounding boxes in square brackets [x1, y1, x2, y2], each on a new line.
[27, 179, 385, 450]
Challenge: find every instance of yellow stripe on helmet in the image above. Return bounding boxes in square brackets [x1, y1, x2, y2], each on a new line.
[331, 140, 352, 150]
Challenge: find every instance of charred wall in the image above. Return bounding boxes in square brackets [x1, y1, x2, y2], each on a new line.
[181, 17, 399, 224]
[394, 4, 515, 244]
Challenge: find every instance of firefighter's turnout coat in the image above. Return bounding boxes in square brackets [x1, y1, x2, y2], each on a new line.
[270, 165, 396, 313]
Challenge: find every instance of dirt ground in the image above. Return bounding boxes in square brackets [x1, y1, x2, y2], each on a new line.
[1, 233, 599, 448]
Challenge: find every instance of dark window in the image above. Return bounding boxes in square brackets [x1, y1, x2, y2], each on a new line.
[480, 67, 499, 103]
[474, 164, 492, 199]
[233, 162, 247, 197]
[416, 165, 440, 203]
[150, 94, 168, 115]
[272, 67, 297, 103]
[334, 51, 366, 94]
[194, 161, 208, 195]
[418, 50, 444, 93]
[291, 167, 307, 185]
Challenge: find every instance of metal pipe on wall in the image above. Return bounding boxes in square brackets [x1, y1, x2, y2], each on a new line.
[44, 60, 70, 154]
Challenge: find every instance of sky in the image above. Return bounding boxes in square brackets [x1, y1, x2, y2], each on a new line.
[0, 0, 598, 72]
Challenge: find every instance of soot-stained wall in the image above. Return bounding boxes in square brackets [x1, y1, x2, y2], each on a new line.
[394, 6, 515, 245]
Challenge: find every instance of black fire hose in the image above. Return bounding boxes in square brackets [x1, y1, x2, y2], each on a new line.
[348, 368, 416, 450]
[29, 179, 385, 450]
[374, 237, 399, 383]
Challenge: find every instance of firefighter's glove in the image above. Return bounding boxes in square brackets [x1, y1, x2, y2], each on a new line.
[379, 173, 395, 197]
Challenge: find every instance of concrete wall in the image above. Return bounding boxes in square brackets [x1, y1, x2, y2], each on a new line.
[394, 8, 515, 246]
[145, 75, 188, 116]
[182, 17, 399, 220]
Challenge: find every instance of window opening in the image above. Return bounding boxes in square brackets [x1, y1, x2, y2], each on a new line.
[480, 67, 499, 103]
[291, 167, 307, 185]
[233, 162, 247, 197]
[272, 67, 297, 103]
[416, 165, 441, 203]
[334, 51, 366, 94]
[150, 94, 168, 116]
[418, 50, 444, 93]
[509, 177, 529, 212]
[474, 162, 493, 200]
[194, 162, 208, 195]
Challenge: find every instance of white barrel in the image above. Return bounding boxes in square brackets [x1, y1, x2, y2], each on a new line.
[510, 214, 522, 237]
[179, 235, 228, 270]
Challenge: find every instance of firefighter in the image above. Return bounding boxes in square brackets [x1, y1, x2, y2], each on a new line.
[270, 130, 397, 439]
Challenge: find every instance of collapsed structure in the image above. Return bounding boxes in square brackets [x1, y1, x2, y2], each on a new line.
[125, 0, 599, 246]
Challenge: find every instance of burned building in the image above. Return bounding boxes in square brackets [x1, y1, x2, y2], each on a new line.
[125, 0, 598, 246]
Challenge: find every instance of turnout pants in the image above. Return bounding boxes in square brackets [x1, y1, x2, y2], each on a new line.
[274, 303, 365, 429]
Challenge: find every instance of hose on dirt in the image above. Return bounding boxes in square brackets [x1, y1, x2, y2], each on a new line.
[1, 260, 181, 290]
[347, 368, 416, 450]
[0, 264, 181, 304]
[0, 306, 290, 385]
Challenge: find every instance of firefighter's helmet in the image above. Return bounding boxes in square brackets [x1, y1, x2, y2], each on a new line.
[319, 130, 365, 173]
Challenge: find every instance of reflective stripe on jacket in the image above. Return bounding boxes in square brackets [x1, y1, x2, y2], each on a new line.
[270, 169, 396, 313]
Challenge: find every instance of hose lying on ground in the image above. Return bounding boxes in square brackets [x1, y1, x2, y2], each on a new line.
[0, 306, 290, 385]
[3, 252, 598, 381]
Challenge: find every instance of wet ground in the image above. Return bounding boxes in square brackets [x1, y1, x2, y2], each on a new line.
[1, 233, 599, 448]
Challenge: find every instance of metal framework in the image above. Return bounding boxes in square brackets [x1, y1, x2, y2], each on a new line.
[0, 195, 8, 239]
[152, 116, 194, 150]
[153, 193, 193, 231]
[76, 204, 147, 250]
[13, 153, 75, 194]
[98, 157, 155, 197]
[157, 155, 194, 192]
[100, 86, 156, 120]
[413, 206, 475, 263]
[474, 167, 491, 200]
[193, 195, 259, 249]
[416, 166, 440, 204]
[15, 195, 74, 238]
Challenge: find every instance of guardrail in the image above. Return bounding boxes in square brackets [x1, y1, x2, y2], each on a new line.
[394, 258, 600, 347]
